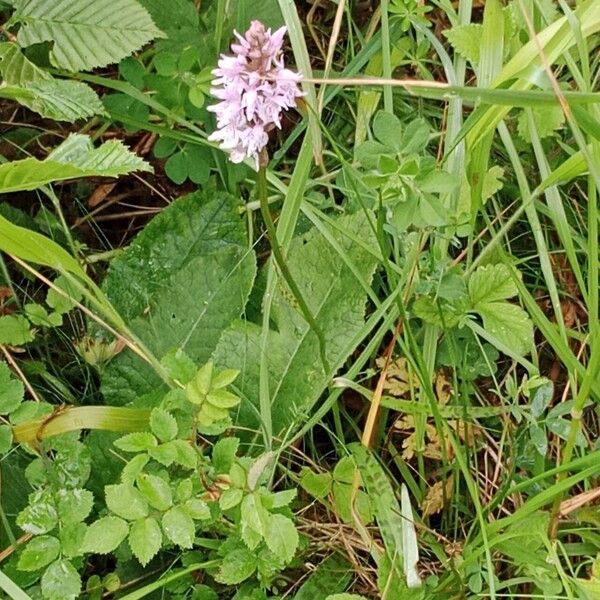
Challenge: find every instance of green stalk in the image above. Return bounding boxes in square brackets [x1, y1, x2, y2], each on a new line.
[257, 167, 329, 375]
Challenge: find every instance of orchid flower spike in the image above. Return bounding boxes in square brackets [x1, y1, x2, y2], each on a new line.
[207, 20, 303, 170]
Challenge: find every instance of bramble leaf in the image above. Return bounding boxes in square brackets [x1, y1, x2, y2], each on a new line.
[81, 516, 129, 554]
[18, 535, 60, 571]
[129, 517, 162, 566]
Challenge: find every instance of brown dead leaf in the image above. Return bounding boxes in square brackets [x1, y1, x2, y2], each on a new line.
[422, 476, 454, 517]
[378, 356, 420, 397]
[435, 371, 452, 406]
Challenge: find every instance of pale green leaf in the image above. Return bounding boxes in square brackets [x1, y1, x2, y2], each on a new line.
[468, 264, 517, 306]
[0, 425, 13, 454]
[215, 547, 257, 585]
[443, 24, 482, 63]
[161, 506, 194, 548]
[214, 211, 378, 435]
[263, 513, 298, 564]
[45, 275, 82, 315]
[17, 489, 58, 535]
[517, 105, 565, 143]
[40, 559, 81, 600]
[128, 517, 162, 566]
[300, 468, 332, 499]
[481, 166, 505, 202]
[476, 302, 533, 356]
[106, 483, 149, 520]
[13, 0, 165, 71]
[100, 193, 255, 405]
[0, 362, 24, 414]
[212, 437, 239, 473]
[17, 535, 60, 571]
[56, 488, 93, 524]
[351, 444, 405, 588]
[0, 41, 49, 84]
[183, 498, 211, 520]
[0, 79, 106, 121]
[114, 432, 157, 453]
[81, 516, 129, 554]
[149, 408, 178, 442]
[0, 134, 151, 194]
[136, 473, 172, 511]
[0, 315, 33, 345]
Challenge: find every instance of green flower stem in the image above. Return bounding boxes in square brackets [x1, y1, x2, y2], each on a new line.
[12, 406, 151, 443]
[257, 166, 330, 374]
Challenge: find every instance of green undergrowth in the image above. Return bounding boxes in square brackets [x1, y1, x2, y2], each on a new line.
[0, 0, 599, 598]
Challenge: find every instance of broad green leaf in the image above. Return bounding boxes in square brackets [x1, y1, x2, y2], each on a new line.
[0, 79, 106, 121]
[326, 595, 368, 600]
[475, 302, 533, 356]
[160, 349, 196, 385]
[102, 185, 246, 322]
[469, 264, 533, 356]
[121, 453, 149, 485]
[161, 506, 195, 548]
[333, 483, 372, 525]
[105, 483, 149, 520]
[56, 488, 93, 524]
[100, 193, 255, 405]
[81, 516, 129, 554]
[212, 437, 239, 473]
[219, 488, 244, 511]
[17, 535, 60, 571]
[59, 522, 87, 558]
[0, 41, 48, 84]
[17, 489, 58, 535]
[214, 211, 378, 435]
[183, 498, 211, 520]
[299, 468, 332, 499]
[46, 275, 83, 314]
[149, 408, 177, 442]
[128, 517, 162, 566]
[0, 315, 33, 345]
[372, 111, 404, 152]
[40, 559, 81, 600]
[0, 425, 12, 453]
[114, 432, 157, 453]
[215, 547, 258, 585]
[0, 362, 24, 414]
[12, 0, 165, 71]
[24, 303, 62, 327]
[169, 439, 197, 469]
[263, 513, 298, 564]
[443, 24, 482, 63]
[468, 264, 518, 305]
[241, 493, 269, 537]
[0, 134, 151, 194]
[136, 473, 172, 511]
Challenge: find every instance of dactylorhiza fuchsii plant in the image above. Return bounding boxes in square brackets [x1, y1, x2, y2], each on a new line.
[208, 20, 329, 374]
[207, 20, 303, 170]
